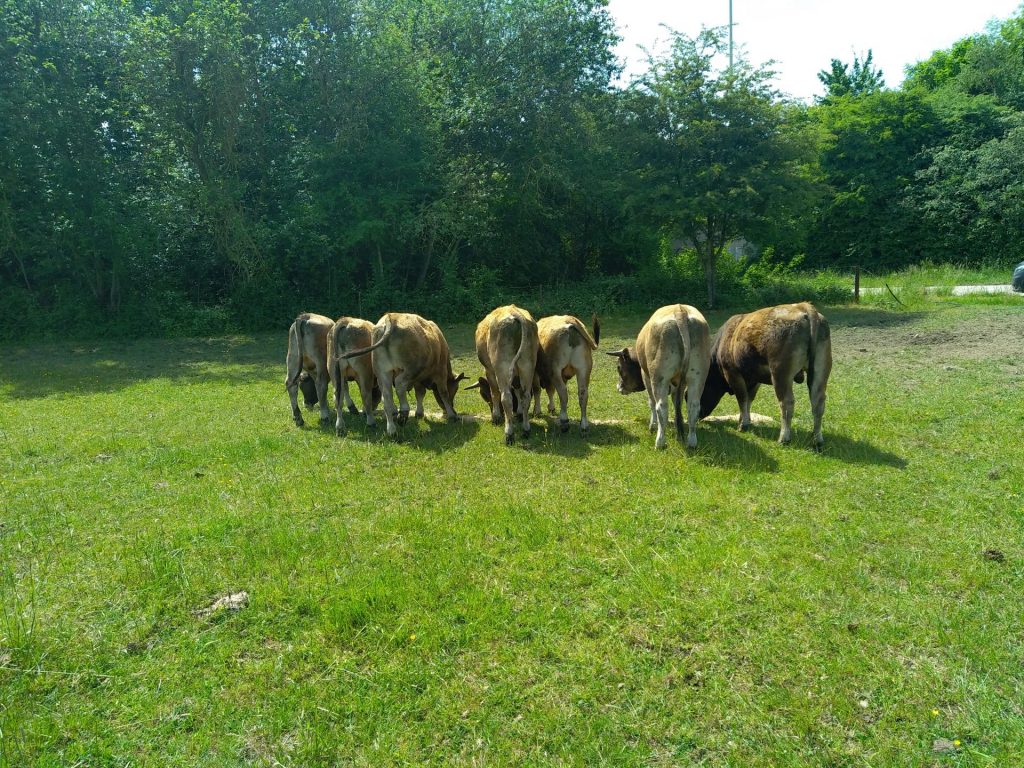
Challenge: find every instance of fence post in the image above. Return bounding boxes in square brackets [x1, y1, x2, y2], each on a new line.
[854, 266, 861, 304]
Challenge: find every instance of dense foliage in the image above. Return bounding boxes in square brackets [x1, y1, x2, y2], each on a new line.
[2, 0, 1023, 338]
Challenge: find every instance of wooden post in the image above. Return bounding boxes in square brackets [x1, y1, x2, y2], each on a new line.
[854, 266, 861, 304]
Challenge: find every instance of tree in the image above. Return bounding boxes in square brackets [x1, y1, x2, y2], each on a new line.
[816, 50, 885, 102]
[630, 27, 822, 307]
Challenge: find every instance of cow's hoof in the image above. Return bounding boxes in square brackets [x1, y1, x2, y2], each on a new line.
[347, 404, 359, 415]
[397, 411, 409, 426]
[521, 428, 531, 440]
[294, 416, 305, 427]
[335, 425, 346, 437]
[738, 421, 751, 432]
[580, 425, 589, 437]
[491, 415, 502, 426]
[559, 419, 569, 433]
[655, 440, 667, 450]
[446, 413, 459, 423]
[778, 435, 792, 445]
[319, 416, 331, 426]
[686, 435, 698, 450]
[505, 433, 514, 446]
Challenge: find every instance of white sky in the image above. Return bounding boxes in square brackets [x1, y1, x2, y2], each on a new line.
[606, 0, 1023, 101]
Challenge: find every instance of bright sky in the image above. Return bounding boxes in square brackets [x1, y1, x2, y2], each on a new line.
[606, 0, 1023, 101]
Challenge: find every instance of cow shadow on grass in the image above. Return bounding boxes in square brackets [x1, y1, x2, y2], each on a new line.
[690, 421, 780, 472]
[509, 418, 635, 458]
[734, 421, 906, 468]
[311, 409, 482, 452]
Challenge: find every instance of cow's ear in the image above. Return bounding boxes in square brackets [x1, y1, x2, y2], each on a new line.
[454, 372, 466, 383]
[464, 379, 482, 390]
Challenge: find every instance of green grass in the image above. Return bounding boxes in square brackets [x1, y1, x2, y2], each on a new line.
[2, 301, 1023, 766]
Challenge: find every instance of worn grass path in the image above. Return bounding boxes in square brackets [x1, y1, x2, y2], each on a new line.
[1, 302, 1023, 766]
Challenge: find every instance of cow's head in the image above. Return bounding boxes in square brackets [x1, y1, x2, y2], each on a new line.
[464, 376, 522, 412]
[698, 355, 732, 418]
[440, 371, 467, 409]
[298, 371, 319, 406]
[606, 347, 644, 394]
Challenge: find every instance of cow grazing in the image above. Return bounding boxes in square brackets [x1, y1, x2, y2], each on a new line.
[468, 305, 540, 445]
[342, 312, 465, 437]
[535, 314, 601, 434]
[607, 304, 711, 449]
[327, 316, 382, 436]
[699, 302, 832, 447]
[285, 312, 334, 426]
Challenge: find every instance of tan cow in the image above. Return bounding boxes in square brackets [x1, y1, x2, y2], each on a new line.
[699, 302, 832, 447]
[327, 316, 382, 436]
[467, 305, 540, 446]
[534, 314, 600, 434]
[342, 312, 465, 437]
[285, 312, 334, 426]
[607, 304, 711, 449]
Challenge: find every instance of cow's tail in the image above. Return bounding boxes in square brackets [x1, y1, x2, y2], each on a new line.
[285, 314, 308, 389]
[567, 315, 599, 350]
[509, 313, 528, 382]
[673, 308, 692, 366]
[805, 307, 829, 389]
[342, 315, 393, 359]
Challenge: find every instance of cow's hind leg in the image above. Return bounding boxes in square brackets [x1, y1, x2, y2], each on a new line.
[414, 386, 426, 419]
[343, 380, 359, 415]
[808, 367, 828, 448]
[378, 371, 399, 437]
[287, 375, 304, 427]
[394, 373, 413, 426]
[684, 364, 705, 449]
[314, 368, 331, 425]
[553, 376, 570, 433]
[357, 370, 377, 428]
[518, 367, 534, 439]
[672, 382, 684, 440]
[650, 377, 670, 450]
[500, 386, 517, 446]
[332, 366, 347, 437]
[772, 370, 795, 444]
[577, 371, 591, 436]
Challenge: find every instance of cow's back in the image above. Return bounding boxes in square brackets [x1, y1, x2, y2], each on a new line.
[291, 312, 334, 368]
[637, 304, 707, 382]
[374, 312, 449, 380]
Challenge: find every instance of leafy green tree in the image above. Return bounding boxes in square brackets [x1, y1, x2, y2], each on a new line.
[809, 85, 944, 270]
[817, 50, 885, 102]
[629, 27, 823, 307]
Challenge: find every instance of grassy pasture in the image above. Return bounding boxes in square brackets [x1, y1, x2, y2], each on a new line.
[1, 301, 1023, 766]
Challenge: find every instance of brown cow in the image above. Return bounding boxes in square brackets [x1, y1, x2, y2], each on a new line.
[342, 312, 465, 437]
[468, 305, 540, 445]
[607, 304, 711, 449]
[699, 302, 832, 447]
[535, 314, 600, 434]
[327, 316, 382, 436]
[285, 312, 334, 426]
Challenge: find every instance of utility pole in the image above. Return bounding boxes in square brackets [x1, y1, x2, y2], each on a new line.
[728, 0, 734, 71]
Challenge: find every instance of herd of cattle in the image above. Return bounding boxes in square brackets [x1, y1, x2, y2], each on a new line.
[285, 302, 833, 449]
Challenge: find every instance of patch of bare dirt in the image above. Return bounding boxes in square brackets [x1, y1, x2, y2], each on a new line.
[834, 307, 1024, 363]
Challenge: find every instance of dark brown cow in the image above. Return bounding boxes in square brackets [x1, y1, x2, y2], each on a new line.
[285, 312, 334, 426]
[535, 314, 600, 434]
[469, 305, 540, 445]
[607, 304, 711, 449]
[342, 312, 465, 437]
[699, 302, 832, 446]
[327, 316, 382, 436]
